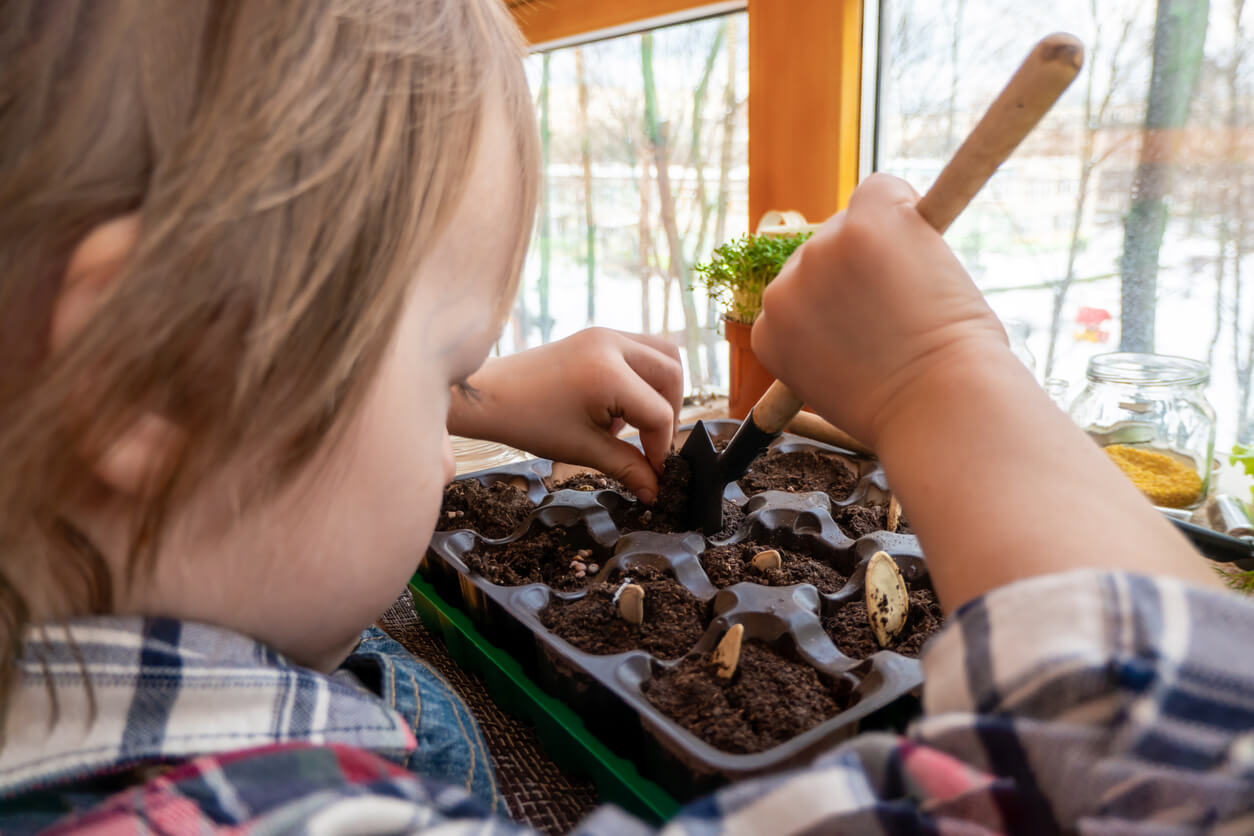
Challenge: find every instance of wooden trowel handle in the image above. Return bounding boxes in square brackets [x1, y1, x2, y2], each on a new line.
[751, 379, 806, 435]
[747, 32, 1084, 441]
[917, 33, 1083, 233]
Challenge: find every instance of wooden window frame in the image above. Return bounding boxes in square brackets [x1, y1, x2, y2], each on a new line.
[509, 0, 865, 227]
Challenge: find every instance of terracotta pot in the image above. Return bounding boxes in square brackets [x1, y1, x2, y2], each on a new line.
[724, 317, 773, 420]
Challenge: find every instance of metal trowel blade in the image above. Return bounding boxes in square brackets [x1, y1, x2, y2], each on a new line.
[679, 420, 725, 535]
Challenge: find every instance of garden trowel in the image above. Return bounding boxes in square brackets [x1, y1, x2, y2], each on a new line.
[682, 33, 1085, 535]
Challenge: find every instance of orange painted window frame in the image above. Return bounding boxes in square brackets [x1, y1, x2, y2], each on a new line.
[509, 0, 865, 226]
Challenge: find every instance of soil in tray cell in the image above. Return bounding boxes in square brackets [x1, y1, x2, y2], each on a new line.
[607, 453, 745, 539]
[700, 541, 846, 593]
[552, 472, 634, 496]
[540, 565, 707, 660]
[822, 587, 944, 659]
[461, 526, 601, 592]
[738, 448, 857, 504]
[643, 640, 851, 754]
[833, 503, 912, 538]
[437, 479, 535, 539]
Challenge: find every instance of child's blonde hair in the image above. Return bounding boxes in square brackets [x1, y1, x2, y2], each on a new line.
[0, 0, 538, 716]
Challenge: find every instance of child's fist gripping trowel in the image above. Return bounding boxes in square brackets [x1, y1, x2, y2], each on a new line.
[682, 33, 1084, 534]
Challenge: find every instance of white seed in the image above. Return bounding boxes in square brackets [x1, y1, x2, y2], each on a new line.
[445, 510, 458, 520]
[618, 583, 645, 625]
[454, 510, 465, 518]
[587, 563, 599, 574]
[886, 496, 901, 533]
[865, 551, 909, 648]
[751, 549, 782, 572]
[570, 560, 586, 572]
[712, 624, 745, 679]
[574, 570, 587, 579]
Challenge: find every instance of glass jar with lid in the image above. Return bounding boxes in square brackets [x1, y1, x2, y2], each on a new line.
[1068, 352, 1216, 508]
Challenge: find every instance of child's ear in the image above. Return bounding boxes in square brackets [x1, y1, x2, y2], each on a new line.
[51, 215, 141, 349]
[53, 214, 182, 498]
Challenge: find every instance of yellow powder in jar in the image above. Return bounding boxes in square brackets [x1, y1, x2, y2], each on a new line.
[1104, 444, 1202, 508]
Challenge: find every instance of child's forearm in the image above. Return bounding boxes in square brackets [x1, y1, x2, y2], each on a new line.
[874, 346, 1224, 613]
[445, 378, 492, 440]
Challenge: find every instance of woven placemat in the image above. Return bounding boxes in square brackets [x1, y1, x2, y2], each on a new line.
[378, 590, 600, 834]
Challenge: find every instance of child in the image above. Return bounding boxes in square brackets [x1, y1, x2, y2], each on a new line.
[0, 0, 681, 827]
[1, 2, 1249, 834]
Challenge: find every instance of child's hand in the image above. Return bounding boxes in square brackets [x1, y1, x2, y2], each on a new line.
[751, 173, 1010, 448]
[755, 173, 1223, 606]
[449, 328, 682, 503]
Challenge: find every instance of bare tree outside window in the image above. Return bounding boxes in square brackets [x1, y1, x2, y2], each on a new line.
[878, 0, 1254, 447]
[505, 15, 750, 396]
[1119, 0, 1211, 353]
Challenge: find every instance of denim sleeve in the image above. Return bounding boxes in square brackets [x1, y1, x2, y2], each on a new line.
[335, 626, 503, 816]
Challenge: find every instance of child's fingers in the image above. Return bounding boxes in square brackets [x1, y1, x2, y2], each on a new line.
[847, 171, 920, 212]
[604, 362, 679, 477]
[617, 333, 684, 435]
[616, 329, 679, 356]
[587, 436, 662, 505]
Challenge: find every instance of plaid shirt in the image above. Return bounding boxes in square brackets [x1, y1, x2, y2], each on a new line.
[4, 569, 1254, 834]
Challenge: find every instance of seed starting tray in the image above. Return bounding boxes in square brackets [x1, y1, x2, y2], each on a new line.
[413, 419, 932, 822]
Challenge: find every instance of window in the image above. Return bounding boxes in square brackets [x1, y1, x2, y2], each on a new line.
[875, 0, 1254, 446]
[499, 12, 750, 395]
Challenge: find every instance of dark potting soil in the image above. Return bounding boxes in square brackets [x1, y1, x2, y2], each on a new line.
[822, 587, 944, 659]
[643, 640, 850, 754]
[832, 503, 912, 539]
[708, 500, 747, 539]
[552, 472, 635, 497]
[738, 449, 857, 504]
[614, 498, 745, 541]
[540, 565, 707, 660]
[437, 479, 536, 539]
[610, 453, 745, 539]
[700, 541, 846, 593]
[644, 453, 690, 529]
[461, 526, 600, 592]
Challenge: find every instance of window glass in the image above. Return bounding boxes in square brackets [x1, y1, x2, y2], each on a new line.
[877, 0, 1254, 447]
[502, 13, 750, 396]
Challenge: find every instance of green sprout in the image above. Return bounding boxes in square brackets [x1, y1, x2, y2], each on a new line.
[693, 232, 811, 325]
[1230, 443, 1254, 504]
[1223, 443, 1254, 594]
[1218, 564, 1254, 595]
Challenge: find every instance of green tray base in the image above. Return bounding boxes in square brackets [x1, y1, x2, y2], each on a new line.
[407, 572, 681, 824]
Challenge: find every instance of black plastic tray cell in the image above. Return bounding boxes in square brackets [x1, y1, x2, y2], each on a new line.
[427, 420, 937, 801]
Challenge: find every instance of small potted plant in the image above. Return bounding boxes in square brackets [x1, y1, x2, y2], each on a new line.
[694, 216, 812, 418]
